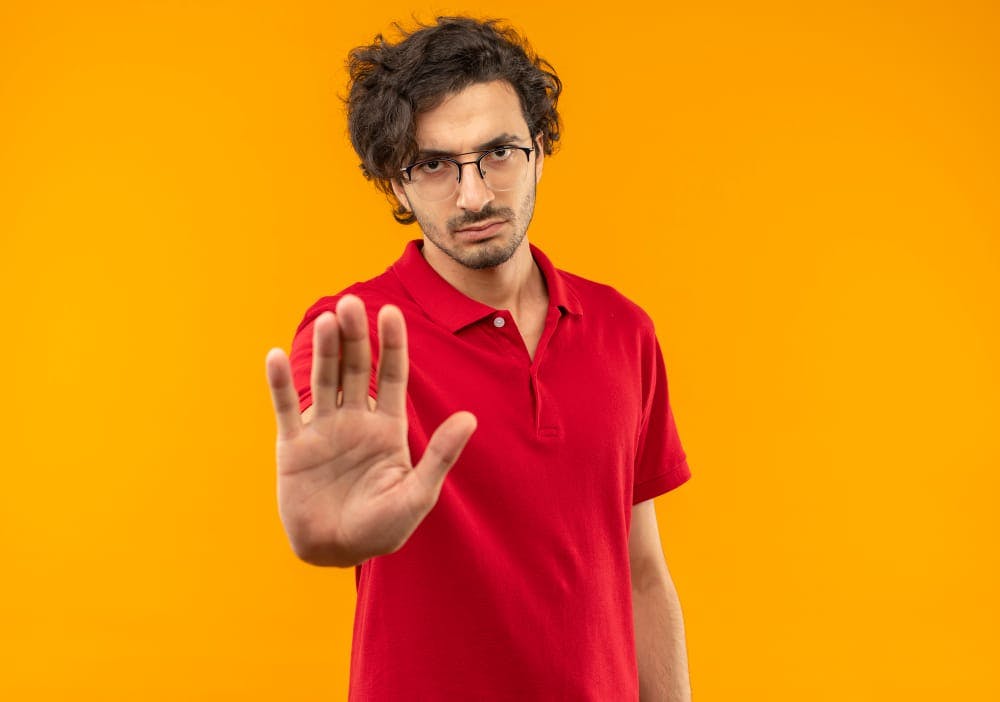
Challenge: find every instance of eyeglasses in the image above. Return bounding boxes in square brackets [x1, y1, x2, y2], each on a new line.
[399, 145, 535, 202]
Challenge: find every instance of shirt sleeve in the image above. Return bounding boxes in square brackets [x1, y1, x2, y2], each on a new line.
[632, 330, 691, 504]
[289, 294, 380, 413]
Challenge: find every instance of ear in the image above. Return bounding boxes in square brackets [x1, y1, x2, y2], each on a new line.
[390, 178, 412, 212]
[533, 134, 544, 185]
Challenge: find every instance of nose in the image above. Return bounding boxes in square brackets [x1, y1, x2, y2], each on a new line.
[455, 161, 495, 212]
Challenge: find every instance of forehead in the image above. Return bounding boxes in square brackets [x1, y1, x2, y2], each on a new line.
[414, 80, 529, 152]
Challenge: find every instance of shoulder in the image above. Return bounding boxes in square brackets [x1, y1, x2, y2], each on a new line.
[294, 268, 405, 336]
[556, 267, 657, 337]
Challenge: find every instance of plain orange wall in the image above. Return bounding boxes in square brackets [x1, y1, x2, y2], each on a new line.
[2, 1, 997, 699]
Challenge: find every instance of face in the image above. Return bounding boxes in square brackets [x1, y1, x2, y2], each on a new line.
[392, 80, 544, 271]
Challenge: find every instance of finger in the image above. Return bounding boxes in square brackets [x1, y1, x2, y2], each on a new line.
[412, 411, 477, 500]
[265, 348, 303, 440]
[336, 294, 372, 409]
[310, 311, 340, 416]
[374, 305, 408, 418]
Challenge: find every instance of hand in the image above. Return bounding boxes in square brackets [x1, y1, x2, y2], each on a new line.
[265, 294, 477, 566]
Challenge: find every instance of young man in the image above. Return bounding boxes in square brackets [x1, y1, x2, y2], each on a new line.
[265, 17, 692, 701]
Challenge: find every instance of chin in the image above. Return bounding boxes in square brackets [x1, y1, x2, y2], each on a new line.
[451, 234, 524, 270]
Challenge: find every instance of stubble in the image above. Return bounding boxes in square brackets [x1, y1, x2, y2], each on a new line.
[417, 181, 537, 270]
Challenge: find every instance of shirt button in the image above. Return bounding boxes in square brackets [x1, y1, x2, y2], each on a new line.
[493, 316, 506, 328]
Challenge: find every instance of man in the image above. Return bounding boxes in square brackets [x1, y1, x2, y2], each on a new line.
[265, 16, 692, 701]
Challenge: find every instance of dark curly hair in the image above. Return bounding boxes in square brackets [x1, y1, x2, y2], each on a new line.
[346, 16, 563, 224]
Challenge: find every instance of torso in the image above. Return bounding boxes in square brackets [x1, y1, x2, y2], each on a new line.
[288, 240, 691, 701]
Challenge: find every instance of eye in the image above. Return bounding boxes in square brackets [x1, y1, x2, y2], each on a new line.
[488, 146, 514, 161]
[418, 159, 443, 174]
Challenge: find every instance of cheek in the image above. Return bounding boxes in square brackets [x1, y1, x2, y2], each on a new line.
[519, 181, 536, 214]
[412, 204, 448, 234]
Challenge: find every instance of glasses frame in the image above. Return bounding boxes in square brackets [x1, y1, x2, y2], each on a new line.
[398, 145, 535, 199]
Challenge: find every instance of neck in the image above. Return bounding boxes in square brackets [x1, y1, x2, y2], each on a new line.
[421, 237, 547, 314]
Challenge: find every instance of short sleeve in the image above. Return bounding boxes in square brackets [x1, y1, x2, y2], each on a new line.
[289, 294, 380, 413]
[632, 332, 691, 504]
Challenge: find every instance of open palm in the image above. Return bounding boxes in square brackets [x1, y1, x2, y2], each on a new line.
[265, 295, 477, 567]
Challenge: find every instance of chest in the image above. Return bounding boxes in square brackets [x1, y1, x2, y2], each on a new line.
[503, 299, 549, 361]
[402, 310, 646, 521]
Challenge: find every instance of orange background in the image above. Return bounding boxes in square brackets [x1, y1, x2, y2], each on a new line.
[2, 1, 997, 699]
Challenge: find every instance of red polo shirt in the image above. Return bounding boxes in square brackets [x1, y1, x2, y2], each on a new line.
[290, 240, 690, 701]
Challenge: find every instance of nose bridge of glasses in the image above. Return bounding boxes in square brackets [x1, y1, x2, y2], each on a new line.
[453, 153, 489, 182]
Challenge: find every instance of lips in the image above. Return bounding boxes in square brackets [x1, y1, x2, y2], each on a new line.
[456, 219, 504, 233]
[454, 220, 506, 240]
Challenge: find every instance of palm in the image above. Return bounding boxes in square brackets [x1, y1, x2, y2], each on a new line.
[266, 295, 476, 566]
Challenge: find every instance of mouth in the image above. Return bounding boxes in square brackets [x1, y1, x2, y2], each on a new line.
[453, 219, 506, 241]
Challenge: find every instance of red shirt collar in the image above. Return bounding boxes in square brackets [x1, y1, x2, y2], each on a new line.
[391, 239, 583, 333]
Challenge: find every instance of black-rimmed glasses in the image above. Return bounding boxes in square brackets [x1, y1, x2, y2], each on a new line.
[399, 145, 534, 202]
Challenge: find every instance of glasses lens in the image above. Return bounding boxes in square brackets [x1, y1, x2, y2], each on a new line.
[481, 147, 528, 193]
[407, 160, 460, 201]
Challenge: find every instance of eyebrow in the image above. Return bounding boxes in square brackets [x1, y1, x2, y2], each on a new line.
[414, 133, 527, 161]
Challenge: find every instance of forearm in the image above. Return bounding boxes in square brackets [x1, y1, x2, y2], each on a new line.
[633, 574, 692, 702]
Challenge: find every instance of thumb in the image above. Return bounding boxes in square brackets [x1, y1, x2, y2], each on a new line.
[412, 411, 477, 500]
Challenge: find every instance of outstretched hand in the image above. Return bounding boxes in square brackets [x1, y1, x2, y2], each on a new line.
[265, 295, 477, 566]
